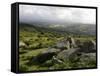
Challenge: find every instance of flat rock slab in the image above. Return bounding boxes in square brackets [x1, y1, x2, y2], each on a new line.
[57, 48, 80, 61]
[32, 48, 61, 63]
[42, 48, 61, 54]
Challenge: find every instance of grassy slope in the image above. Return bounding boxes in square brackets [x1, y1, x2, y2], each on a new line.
[19, 23, 96, 72]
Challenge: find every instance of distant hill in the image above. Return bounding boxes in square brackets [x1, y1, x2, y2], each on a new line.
[19, 23, 96, 36]
[47, 23, 96, 36]
[63, 24, 96, 36]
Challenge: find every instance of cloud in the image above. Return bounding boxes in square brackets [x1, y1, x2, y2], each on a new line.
[19, 5, 96, 25]
[70, 8, 96, 24]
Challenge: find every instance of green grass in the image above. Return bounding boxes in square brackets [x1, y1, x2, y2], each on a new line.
[19, 48, 49, 71]
[19, 24, 96, 71]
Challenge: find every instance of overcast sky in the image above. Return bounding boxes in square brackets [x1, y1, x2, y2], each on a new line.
[19, 5, 96, 25]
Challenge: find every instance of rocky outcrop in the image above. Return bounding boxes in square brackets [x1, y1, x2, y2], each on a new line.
[31, 37, 96, 65]
[56, 48, 80, 61]
[33, 48, 60, 63]
[81, 40, 96, 53]
[54, 36, 77, 50]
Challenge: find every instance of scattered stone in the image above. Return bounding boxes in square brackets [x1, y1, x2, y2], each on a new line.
[19, 41, 27, 48]
[31, 37, 96, 66]
[34, 52, 57, 63]
[54, 41, 68, 50]
[75, 40, 83, 48]
[54, 36, 77, 50]
[52, 56, 63, 64]
[57, 48, 80, 61]
[33, 48, 61, 63]
[67, 36, 77, 48]
[43, 48, 61, 54]
[80, 53, 96, 62]
[81, 40, 96, 53]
